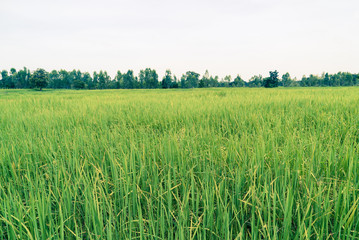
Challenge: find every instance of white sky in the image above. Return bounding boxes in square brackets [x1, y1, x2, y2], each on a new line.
[1, 0, 358, 80]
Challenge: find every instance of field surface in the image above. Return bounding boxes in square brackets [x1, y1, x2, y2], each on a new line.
[1, 88, 359, 239]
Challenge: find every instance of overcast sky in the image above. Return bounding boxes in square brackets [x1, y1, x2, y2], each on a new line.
[1, 0, 358, 80]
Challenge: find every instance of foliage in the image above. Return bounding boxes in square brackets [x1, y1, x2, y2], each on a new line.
[29, 68, 48, 90]
[248, 75, 263, 87]
[281, 72, 292, 87]
[114, 71, 122, 89]
[263, 70, 279, 88]
[73, 79, 85, 89]
[161, 69, 177, 88]
[122, 70, 137, 89]
[0, 67, 358, 90]
[231, 75, 245, 87]
[181, 71, 200, 88]
[139, 68, 158, 89]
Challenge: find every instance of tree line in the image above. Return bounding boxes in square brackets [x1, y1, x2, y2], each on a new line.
[1, 67, 358, 90]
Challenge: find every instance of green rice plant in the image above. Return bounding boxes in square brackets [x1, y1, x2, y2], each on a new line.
[0, 87, 359, 239]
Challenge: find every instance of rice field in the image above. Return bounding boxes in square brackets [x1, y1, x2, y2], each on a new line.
[1, 87, 359, 239]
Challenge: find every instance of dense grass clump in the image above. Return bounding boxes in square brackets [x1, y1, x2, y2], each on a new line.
[1, 88, 359, 239]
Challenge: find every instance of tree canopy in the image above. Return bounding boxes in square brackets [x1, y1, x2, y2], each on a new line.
[0, 68, 358, 90]
[29, 68, 48, 90]
[263, 70, 279, 88]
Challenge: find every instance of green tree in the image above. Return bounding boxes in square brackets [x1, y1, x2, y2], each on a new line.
[1, 70, 9, 88]
[180, 75, 186, 88]
[300, 75, 308, 87]
[48, 70, 61, 88]
[181, 71, 200, 88]
[81, 72, 92, 89]
[263, 70, 279, 88]
[7, 68, 16, 88]
[161, 69, 173, 88]
[123, 70, 136, 89]
[308, 74, 320, 86]
[114, 71, 123, 89]
[223, 75, 232, 87]
[301, 74, 320, 87]
[14, 67, 30, 88]
[331, 74, 340, 86]
[342, 72, 353, 86]
[232, 75, 245, 87]
[171, 75, 179, 88]
[92, 71, 99, 89]
[248, 75, 263, 87]
[323, 73, 330, 86]
[30, 68, 48, 90]
[281, 73, 292, 87]
[199, 70, 210, 88]
[139, 68, 158, 89]
[98, 71, 110, 89]
[73, 79, 85, 89]
[209, 75, 219, 87]
[70, 70, 84, 89]
[59, 70, 71, 89]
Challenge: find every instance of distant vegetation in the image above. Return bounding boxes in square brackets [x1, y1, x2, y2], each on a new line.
[1, 67, 358, 90]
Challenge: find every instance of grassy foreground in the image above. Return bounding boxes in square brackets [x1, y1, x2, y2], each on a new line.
[1, 88, 359, 239]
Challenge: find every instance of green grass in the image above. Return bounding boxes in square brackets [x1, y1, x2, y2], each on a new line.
[1, 87, 359, 239]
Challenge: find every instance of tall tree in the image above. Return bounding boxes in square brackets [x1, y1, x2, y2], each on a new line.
[209, 75, 219, 87]
[30, 68, 48, 90]
[123, 70, 136, 89]
[2, 70, 12, 88]
[92, 71, 99, 89]
[81, 72, 92, 89]
[223, 75, 232, 87]
[199, 70, 210, 88]
[0, 70, 6, 88]
[7, 68, 16, 88]
[48, 70, 61, 88]
[232, 75, 245, 87]
[263, 70, 279, 88]
[171, 75, 179, 88]
[161, 69, 173, 89]
[15, 67, 30, 88]
[98, 71, 110, 89]
[281, 73, 292, 87]
[181, 71, 200, 88]
[323, 73, 330, 86]
[73, 79, 85, 89]
[139, 68, 158, 89]
[248, 75, 263, 87]
[59, 70, 71, 89]
[114, 71, 123, 89]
